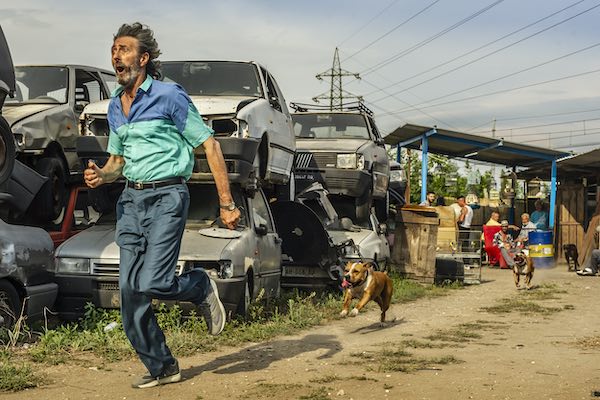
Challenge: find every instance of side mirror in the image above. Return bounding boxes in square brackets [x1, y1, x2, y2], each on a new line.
[378, 223, 388, 235]
[255, 224, 268, 236]
[375, 137, 385, 146]
[269, 96, 281, 110]
[75, 101, 89, 113]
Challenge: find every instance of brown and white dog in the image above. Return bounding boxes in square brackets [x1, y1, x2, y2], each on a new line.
[513, 251, 534, 289]
[339, 261, 393, 323]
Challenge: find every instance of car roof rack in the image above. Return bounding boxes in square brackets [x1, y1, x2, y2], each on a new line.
[289, 101, 374, 117]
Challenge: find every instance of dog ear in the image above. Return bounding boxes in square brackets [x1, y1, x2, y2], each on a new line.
[364, 261, 377, 270]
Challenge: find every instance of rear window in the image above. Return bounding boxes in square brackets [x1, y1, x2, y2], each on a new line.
[293, 113, 371, 139]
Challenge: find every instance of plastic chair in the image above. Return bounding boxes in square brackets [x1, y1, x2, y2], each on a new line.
[482, 225, 507, 268]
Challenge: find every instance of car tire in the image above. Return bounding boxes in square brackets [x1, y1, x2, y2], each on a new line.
[236, 273, 253, 317]
[0, 280, 22, 329]
[0, 117, 15, 186]
[33, 157, 67, 223]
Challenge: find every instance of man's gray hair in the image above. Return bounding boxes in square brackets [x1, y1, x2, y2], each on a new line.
[114, 22, 162, 79]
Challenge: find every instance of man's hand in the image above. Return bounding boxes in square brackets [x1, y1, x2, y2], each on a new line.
[220, 208, 241, 230]
[84, 161, 104, 188]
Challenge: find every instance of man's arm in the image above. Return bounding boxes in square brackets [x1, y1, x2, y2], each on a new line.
[202, 136, 241, 229]
[83, 155, 125, 188]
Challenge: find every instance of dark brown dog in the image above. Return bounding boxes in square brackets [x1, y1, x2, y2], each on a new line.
[339, 261, 393, 323]
[513, 251, 534, 289]
[563, 244, 579, 271]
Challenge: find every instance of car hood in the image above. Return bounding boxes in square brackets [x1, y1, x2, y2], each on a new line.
[327, 229, 372, 247]
[56, 224, 234, 261]
[296, 139, 371, 153]
[190, 96, 256, 116]
[2, 103, 59, 126]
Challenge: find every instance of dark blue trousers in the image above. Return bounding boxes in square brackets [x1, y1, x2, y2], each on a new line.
[116, 183, 209, 377]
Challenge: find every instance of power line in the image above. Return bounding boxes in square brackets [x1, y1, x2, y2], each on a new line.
[378, 41, 600, 107]
[363, 0, 588, 98]
[337, 0, 402, 47]
[475, 116, 600, 135]
[342, 0, 442, 62]
[359, 0, 506, 77]
[382, 67, 600, 116]
[525, 129, 600, 143]
[370, 2, 600, 103]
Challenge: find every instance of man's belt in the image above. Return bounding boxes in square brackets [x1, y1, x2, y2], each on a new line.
[126, 177, 185, 190]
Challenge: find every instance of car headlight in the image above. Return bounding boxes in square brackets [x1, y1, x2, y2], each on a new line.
[337, 154, 357, 169]
[390, 169, 405, 182]
[357, 155, 365, 170]
[56, 258, 90, 274]
[218, 260, 234, 279]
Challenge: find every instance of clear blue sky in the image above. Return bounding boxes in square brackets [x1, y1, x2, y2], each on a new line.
[3, 0, 600, 154]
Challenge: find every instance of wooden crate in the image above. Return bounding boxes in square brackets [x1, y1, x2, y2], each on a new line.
[390, 206, 439, 284]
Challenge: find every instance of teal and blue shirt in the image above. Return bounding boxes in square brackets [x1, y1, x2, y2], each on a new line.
[107, 75, 213, 182]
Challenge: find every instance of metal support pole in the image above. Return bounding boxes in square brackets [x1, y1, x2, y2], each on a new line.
[549, 158, 557, 229]
[421, 133, 429, 204]
[396, 144, 401, 162]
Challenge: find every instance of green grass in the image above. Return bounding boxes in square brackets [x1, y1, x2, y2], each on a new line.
[481, 298, 564, 315]
[0, 351, 40, 392]
[0, 275, 459, 394]
[350, 346, 463, 373]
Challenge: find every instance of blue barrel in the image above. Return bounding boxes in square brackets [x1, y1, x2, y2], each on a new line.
[528, 231, 554, 268]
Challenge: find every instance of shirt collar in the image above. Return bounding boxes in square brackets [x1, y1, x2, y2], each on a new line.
[111, 74, 153, 98]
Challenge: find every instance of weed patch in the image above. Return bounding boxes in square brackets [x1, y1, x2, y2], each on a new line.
[575, 336, 600, 349]
[0, 352, 40, 392]
[351, 346, 462, 373]
[481, 298, 563, 315]
[299, 387, 329, 400]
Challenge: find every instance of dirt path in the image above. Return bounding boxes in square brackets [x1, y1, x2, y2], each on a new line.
[5, 266, 600, 400]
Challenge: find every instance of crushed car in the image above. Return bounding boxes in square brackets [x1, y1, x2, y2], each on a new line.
[271, 183, 390, 289]
[2, 63, 116, 221]
[54, 137, 282, 319]
[290, 102, 390, 221]
[0, 24, 58, 328]
[79, 60, 296, 200]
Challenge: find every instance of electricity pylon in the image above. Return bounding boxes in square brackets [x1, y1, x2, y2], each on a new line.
[312, 47, 363, 110]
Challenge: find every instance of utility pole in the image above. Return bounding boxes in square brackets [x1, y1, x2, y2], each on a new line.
[313, 47, 363, 110]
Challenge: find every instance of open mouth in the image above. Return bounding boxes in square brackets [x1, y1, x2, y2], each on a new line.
[341, 279, 352, 289]
[115, 65, 126, 74]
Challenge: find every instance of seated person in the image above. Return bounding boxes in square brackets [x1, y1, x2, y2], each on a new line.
[485, 210, 501, 226]
[578, 225, 600, 276]
[419, 191, 436, 206]
[514, 213, 537, 247]
[530, 200, 548, 231]
[493, 220, 517, 268]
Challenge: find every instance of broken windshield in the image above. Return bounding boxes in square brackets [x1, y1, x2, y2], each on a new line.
[161, 61, 262, 97]
[293, 113, 371, 140]
[6, 66, 68, 104]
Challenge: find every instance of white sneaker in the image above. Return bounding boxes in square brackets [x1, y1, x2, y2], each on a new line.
[203, 279, 226, 335]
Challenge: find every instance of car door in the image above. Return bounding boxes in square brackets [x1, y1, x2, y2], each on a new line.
[259, 67, 295, 181]
[249, 189, 282, 297]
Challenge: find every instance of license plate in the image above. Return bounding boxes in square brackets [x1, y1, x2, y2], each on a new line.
[282, 265, 327, 277]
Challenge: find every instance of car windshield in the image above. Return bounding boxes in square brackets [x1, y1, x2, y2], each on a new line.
[96, 183, 247, 228]
[161, 61, 262, 97]
[293, 113, 371, 139]
[6, 66, 68, 104]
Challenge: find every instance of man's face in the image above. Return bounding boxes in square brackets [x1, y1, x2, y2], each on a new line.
[522, 215, 530, 224]
[111, 36, 143, 87]
[492, 212, 500, 222]
[427, 193, 436, 203]
[457, 198, 465, 207]
[501, 225, 508, 232]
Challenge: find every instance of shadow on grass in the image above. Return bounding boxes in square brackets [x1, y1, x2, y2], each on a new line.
[184, 334, 341, 377]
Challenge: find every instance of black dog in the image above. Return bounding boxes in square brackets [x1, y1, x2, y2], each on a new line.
[563, 244, 579, 272]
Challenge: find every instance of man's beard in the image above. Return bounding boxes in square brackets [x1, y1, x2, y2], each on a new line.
[116, 62, 142, 88]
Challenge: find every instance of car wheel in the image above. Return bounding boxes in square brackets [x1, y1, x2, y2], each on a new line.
[0, 280, 21, 329]
[33, 157, 67, 223]
[0, 117, 15, 186]
[236, 273, 253, 317]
